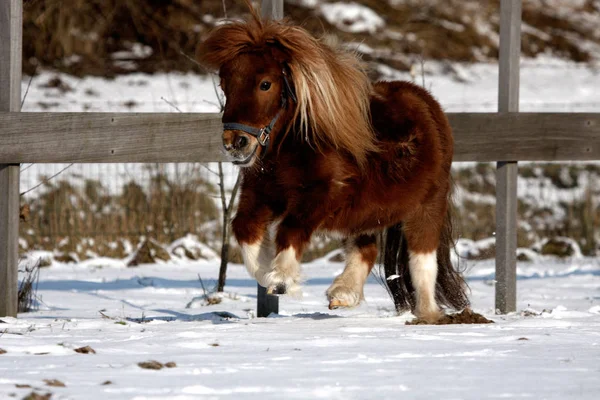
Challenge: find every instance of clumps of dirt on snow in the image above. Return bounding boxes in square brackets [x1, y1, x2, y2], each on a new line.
[138, 360, 177, 370]
[406, 308, 494, 325]
[22, 392, 52, 400]
[74, 346, 96, 354]
[0, 348, 6, 355]
[43, 379, 65, 388]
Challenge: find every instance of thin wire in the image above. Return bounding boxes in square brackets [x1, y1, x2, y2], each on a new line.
[20, 163, 74, 196]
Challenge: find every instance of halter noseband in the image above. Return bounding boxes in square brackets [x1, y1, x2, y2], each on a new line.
[223, 69, 296, 158]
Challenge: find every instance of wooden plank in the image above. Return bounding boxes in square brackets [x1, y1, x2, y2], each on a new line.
[256, 0, 284, 318]
[449, 113, 600, 162]
[0, 112, 227, 163]
[1, 112, 599, 164]
[0, 0, 22, 318]
[495, 0, 522, 314]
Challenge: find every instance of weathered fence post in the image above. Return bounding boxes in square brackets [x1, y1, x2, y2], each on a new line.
[256, 0, 283, 317]
[495, 0, 522, 314]
[0, 0, 22, 317]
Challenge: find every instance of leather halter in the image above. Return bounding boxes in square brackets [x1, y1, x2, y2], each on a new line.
[223, 69, 296, 158]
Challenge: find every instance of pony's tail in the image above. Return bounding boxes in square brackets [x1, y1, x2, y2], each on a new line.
[379, 201, 470, 313]
[380, 223, 414, 312]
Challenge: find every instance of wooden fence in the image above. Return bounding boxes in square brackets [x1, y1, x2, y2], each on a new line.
[2, 0, 600, 318]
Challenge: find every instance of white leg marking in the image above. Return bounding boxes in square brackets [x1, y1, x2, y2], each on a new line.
[326, 241, 370, 308]
[258, 246, 303, 297]
[241, 236, 274, 279]
[408, 250, 441, 321]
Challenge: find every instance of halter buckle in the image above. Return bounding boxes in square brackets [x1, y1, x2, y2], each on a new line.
[257, 128, 270, 146]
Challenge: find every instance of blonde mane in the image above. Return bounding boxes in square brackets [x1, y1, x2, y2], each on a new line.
[196, 3, 379, 168]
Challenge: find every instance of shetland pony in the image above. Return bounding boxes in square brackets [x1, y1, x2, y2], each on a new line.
[197, 3, 469, 323]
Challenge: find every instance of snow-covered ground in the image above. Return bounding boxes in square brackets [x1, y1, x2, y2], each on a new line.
[1, 256, 599, 399]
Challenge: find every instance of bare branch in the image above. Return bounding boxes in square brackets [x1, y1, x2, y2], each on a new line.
[218, 163, 228, 215]
[161, 96, 183, 113]
[179, 50, 208, 73]
[227, 169, 242, 212]
[199, 163, 220, 177]
[212, 78, 225, 111]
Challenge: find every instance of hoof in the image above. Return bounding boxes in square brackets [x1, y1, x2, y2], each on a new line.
[328, 298, 353, 310]
[326, 283, 362, 310]
[413, 309, 443, 324]
[266, 283, 287, 295]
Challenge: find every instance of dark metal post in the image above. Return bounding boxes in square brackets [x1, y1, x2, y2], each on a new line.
[256, 0, 283, 317]
[495, 0, 522, 314]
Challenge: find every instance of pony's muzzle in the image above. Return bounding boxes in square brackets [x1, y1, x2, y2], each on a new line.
[223, 129, 259, 166]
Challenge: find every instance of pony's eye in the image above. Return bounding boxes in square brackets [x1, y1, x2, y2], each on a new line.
[260, 81, 271, 91]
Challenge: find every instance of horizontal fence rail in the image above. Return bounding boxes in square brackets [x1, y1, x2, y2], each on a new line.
[0, 112, 599, 163]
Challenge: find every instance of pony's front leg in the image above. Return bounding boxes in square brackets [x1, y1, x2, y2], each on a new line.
[327, 234, 378, 309]
[231, 206, 274, 281]
[257, 215, 313, 297]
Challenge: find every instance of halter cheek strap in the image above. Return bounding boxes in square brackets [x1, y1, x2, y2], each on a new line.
[222, 69, 296, 158]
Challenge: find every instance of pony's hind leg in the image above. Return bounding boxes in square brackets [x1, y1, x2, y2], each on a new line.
[403, 210, 445, 323]
[327, 234, 378, 309]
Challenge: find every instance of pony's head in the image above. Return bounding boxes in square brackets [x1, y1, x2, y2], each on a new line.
[196, 2, 378, 168]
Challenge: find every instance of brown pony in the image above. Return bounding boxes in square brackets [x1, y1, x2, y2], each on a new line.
[197, 3, 469, 323]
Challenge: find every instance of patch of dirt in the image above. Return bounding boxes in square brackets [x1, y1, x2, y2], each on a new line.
[22, 393, 52, 400]
[39, 76, 73, 93]
[0, 348, 6, 354]
[406, 308, 494, 325]
[15, 385, 31, 389]
[74, 346, 96, 354]
[138, 360, 177, 370]
[43, 380, 65, 388]
[101, 381, 113, 385]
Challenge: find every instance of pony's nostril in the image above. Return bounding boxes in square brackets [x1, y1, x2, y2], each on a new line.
[235, 135, 249, 149]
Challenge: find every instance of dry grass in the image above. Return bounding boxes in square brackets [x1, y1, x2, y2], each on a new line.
[22, 0, 600, 78]
[18, 258, 41, 313]
[20, 164, 219, 261]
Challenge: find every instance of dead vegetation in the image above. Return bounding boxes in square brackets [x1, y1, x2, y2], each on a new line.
[19, 166, 219, 262]
[453, 162, 600, 258]
[22, 1, 600, 78]
[43, 380, 65, 388]
[18, 259, 41, 313]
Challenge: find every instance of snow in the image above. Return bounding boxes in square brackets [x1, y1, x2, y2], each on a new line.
[1, 257, 600, 399]
[319, 2, 385, 34]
